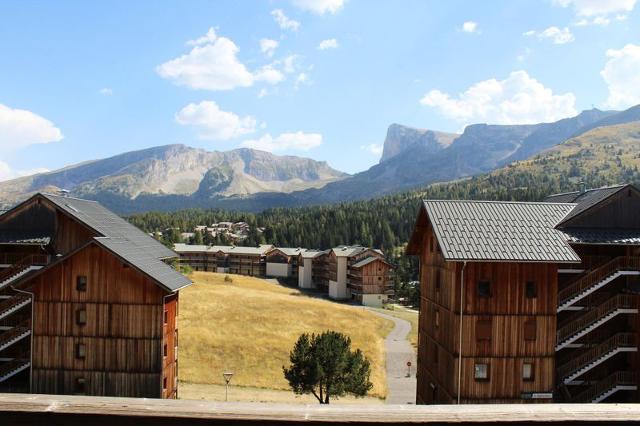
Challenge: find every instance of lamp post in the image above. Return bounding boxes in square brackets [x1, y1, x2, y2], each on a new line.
[223, 372, 234, 402]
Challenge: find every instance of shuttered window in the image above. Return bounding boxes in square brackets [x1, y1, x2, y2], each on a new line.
[76, 343, 86, 359]
[76, 276, 87, 292]
[523, 362, 534, 381]
[478, 280, 491, 298]
[76, 309, 87, 326]
[526, 281, 537, 299]
[474, 363, 489, 381]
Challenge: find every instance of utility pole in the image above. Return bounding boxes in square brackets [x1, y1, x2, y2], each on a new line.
[223, 372, 234, 402]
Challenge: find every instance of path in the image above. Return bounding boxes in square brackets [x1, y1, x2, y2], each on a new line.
[367, 309, 417, 404]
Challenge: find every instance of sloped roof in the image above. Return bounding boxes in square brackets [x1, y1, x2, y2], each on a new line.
[267, 247, 305, 257]
[351, 256, 391, 268]
[332, 246, 369, 257]
[544, 185, 629, 226]
[42, 193, 177, 259]
[422, 200, 580, 262]
[227, 245, 274, 255]
[560, 228, 640, 245]
[301, 249, 328, 259]
[96, 238, 191, 292]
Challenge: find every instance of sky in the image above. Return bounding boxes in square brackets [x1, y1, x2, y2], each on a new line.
[1, 0, 639, 179]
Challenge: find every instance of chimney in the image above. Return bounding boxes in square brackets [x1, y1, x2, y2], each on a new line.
[579, 181, 586, 194]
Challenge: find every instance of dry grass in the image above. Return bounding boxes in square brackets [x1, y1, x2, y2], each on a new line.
[179, 272, 394, 401]
[180, 382, 384, 404]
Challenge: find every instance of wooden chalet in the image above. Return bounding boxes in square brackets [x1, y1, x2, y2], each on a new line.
[0, 193, 191, 399]
[407, 184, 640, 405]
[265, 247, 304, 279]
[297, 250, 329, 289]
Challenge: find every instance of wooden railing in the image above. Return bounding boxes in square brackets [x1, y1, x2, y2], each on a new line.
[557, 333, 637, 381]
[0, 319, 32, 349]
[573, 371, 638, 403]
[0, 253, 49, 267]
[558, 256, 640, 307]
[0, 254, 49, 285]
[557, 294, 638, 346]
[0, 294, 30, 319]
[563, 255, 611, 271]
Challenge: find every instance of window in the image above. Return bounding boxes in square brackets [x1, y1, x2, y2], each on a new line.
[523, 362, 534, 381]
[524, 319, 537, 341]
[76, 275, 87, 292]
[474, 363, 489, 381]
[76, 309, 87, 326]
[163, 377, 168, 390]
[164, 344, 168, 357]
[478, 280, 491, 298]
[476, 319, 492, 341]
[526, 281, 537, 299]
[164, 310, 168, 325]
[435, 309, 440, 328]
[75, 343, 86, 359]
[74, 377, 86, 394]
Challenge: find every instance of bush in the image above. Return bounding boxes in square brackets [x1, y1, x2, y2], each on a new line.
[224, 275, 233, 283]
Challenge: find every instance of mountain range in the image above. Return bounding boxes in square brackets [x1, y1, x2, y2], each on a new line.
[1, 105, 639, 214]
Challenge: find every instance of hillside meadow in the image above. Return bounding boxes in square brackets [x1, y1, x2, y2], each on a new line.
[178, 272, 394, 402]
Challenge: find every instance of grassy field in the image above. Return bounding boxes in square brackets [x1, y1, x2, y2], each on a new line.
[178, 272, 394, 402]
[372, 304, 419, 348]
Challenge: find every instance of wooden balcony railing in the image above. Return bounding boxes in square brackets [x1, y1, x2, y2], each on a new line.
[572, 371, 638, 403]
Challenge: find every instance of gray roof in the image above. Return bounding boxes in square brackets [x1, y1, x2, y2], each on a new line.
[42, 193, 177, 260]
[423, 200, 580, 263]
[332, 246, 370, 257]
[561, 228, 640, 245]
[544, 185, 628, 226]
[96, 238, 191, 292]
[301, 249, 328, 259]
[351, 256, 390, 268]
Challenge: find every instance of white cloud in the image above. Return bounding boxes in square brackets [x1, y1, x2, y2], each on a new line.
[293, 0, 345, 14]
[258, 88, 269, 98]
[0, 161, 50, 182]
[295, 72, 310, 89]
[0, 103, 63, 153]
[461, 21, 478, 33]
[175, 101, 257, 140]
[99, 87, 113, 96]
[601, 44, 640, 108]
[318, 38, 339, 50]
[524, 26, 574, 44]
[360, 144, 383, 156]
[271, 9, 301, 31]
[420, 70, 577, 125]
[157, 35, 254, 91]
[254, 64, 286, 85]
[553, 0, 635, 16]
[186, 27, 218, 46]
[260, 38, 279, 57]
[242, 131, 322, 152]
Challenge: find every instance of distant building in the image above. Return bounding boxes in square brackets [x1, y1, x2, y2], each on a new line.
[0, 193, 191, 398]
[265, 247, 305, 279]
[407, 184, 640, 404]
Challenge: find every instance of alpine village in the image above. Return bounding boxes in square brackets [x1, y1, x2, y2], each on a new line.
[5, 1, 640, 424]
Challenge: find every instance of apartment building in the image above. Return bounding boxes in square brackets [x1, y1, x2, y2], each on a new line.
[407, 184, 640, 404]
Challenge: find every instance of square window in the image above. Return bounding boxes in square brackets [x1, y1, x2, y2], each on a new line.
[76, 343, 86, 359]
[74, 377, 86, 394]
[76, 276, 87, 292]
[76, 309, 87, 326]
[526, 281, 537, 299]
[524, 319, 537, 341]
[474, 363, 489, 381]
[476, 319, 492, 341]
[478, 280, 491, 298]
[523, 362, 534, 381]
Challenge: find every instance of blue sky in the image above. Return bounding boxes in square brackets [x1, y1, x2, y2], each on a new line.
[1, 0, 639, 179]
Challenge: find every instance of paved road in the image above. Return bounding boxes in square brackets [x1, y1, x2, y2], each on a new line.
[368, 309, 417, 404]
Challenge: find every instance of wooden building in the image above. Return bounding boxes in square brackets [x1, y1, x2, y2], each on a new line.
[0, 193, 191, 399]
[348, 256, 394, 307]
[265, 247, 304, 279]
[408, 184, 640, 405]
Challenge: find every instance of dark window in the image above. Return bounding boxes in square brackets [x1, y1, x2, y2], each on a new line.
[163, 377, 168, 390]
[478, 280, 491, 298]
[76, 309, 87, 326]
[476, 319, 492, 341]
[74, 377, 86, 394]
[76, 276, 87, 292]
[164, 310, 168, 325]
[526, 281, 537, 299]
[474, 363, 489, 381]
[524, 319, 537, 341]
[523, 362, 534, 381]
[76, 343, 86, 359]
[164, 344, 168, 357]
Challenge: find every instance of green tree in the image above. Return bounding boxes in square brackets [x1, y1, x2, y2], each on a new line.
[283, 331, 372, 404]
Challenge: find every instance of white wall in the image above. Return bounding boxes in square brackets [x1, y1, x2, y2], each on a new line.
[266, 262, 291, 278]
[216, 267, 229, 273]
[298, 259, 314, 288]
[360, 294, 388, 308]
[329, 280, 349, 299]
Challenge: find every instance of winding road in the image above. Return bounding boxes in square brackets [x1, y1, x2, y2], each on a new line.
[368, 309, 417, 404]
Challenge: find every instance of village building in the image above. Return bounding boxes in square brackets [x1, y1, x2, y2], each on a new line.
[407, 184, 640, 404]
[0, 193, 191, 398]
[264, 247, 305, 279]
[298, 250, 329, 289]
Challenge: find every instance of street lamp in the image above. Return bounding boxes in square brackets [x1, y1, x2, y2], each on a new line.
[223, 372, 234, 402]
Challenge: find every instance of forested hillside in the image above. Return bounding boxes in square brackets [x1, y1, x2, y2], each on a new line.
[129, 122, 640, 250]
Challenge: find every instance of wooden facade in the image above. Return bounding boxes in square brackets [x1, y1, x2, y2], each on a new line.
[410, 185, 640, 405]
[0, 193, 188, 399]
